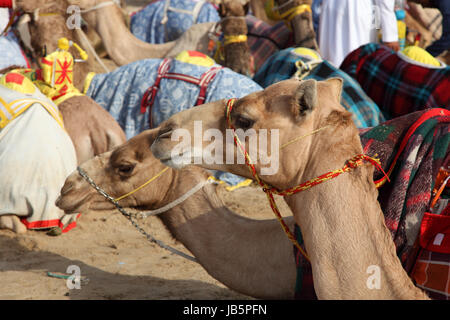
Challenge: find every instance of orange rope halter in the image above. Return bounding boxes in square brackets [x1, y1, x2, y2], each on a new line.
[225, 98, 389, 261]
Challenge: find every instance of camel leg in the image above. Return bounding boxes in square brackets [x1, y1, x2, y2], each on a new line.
[0, 215, 27, 233]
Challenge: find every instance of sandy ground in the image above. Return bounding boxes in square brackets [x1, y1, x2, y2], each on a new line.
[0, 183, 293, 300]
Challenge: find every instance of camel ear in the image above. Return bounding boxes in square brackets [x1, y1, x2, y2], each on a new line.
[325, 78, 343, 104]
[293, 79, 318, 117]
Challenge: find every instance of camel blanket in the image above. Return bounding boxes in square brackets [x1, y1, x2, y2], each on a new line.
[294, 108, 450, 299]
[340, 43, 450, 119]
[86, 58, 262, 186]
[130, 0, 219, 44]
[0, 81, 78, 232]
[253, 47, 385, 128]
[0, 8, 29, 70]
[246, 15, 293, 72]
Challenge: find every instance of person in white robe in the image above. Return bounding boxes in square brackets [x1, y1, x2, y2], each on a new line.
[318, 0, 400, 67]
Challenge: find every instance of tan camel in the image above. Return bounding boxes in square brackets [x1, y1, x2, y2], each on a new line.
[55, 129, 297, 299]
[67, 0, 264, 75]
[150, 78, 430, 299]
[66, 0, 214, 66]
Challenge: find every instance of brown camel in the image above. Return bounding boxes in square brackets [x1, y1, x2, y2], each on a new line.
[217, 0, 252, 76]
[150, 78, 430, 299]
[15, 0, 117, 91]
[55, 129, 297, 299]
[6, 1, 127, 165]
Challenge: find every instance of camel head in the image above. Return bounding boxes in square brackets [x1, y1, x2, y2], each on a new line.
[217, 0, 253, 76]
[56, 129, 177, 214]
[151, 78, 355, 190]
[15, 0, 70, 56]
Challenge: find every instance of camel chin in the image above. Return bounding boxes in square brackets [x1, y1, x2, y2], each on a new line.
[0, 215, 27, 234]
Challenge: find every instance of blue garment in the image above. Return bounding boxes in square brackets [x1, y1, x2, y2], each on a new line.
[311, 0, 323, 37]
[86, 59, 262, 186]
[253, 48, 385, 128]
[427, 0, 450, 56]
[130, 0, 220, 44]
[0, 32, 28, 70]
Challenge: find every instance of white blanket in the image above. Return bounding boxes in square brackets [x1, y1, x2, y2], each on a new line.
[0, 85, 78, 231]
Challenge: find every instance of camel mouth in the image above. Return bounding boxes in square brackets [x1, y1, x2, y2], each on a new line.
[55, 189, 94, 214]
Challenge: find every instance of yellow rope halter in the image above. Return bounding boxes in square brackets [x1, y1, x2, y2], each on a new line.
[223, 34, 248, 46]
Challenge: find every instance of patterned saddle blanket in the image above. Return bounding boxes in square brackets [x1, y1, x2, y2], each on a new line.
[293, 108, 450, 299]
[130, 0, 220, 44]
[253, 47, 385, 128]
[245, 15, 293, 72]
[0, 9, 28, 70]
[85, 53, 262, 186]
[340, 43, 450, 119]
[0, 32, 29, 70]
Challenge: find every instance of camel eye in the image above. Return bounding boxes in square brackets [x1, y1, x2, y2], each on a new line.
[117, 163, 135, 176]
[235, 116, 254, 130]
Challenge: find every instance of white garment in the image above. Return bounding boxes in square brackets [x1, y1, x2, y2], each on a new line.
[0, 84, 78, 230]
[318, 0, 398, 67]
[0, 8, 9, 32]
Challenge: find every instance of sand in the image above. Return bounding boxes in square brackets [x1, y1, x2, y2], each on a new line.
[0, 183, 293, 300]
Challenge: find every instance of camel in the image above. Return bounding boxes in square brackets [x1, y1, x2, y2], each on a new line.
[150, 78, 430, 299]
[9, 1, 127, 164]
[217, 0, 252, 76]
[66, 0, 215, 66]
[68, 0, 253, 75]
[15, 0, 117, 90]
[55, 128, 297, 299]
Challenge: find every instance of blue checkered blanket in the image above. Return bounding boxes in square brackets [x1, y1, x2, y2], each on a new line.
[253, 48, 385, 128]
[0, 32, 28, 70]
[86, 58, 262, 185]
[130, 0, 220, 44]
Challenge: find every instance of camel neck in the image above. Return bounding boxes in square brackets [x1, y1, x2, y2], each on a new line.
[158, 171, 296, 299]
[284, 155, 428, 299]
[94, 5, 175, 65]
